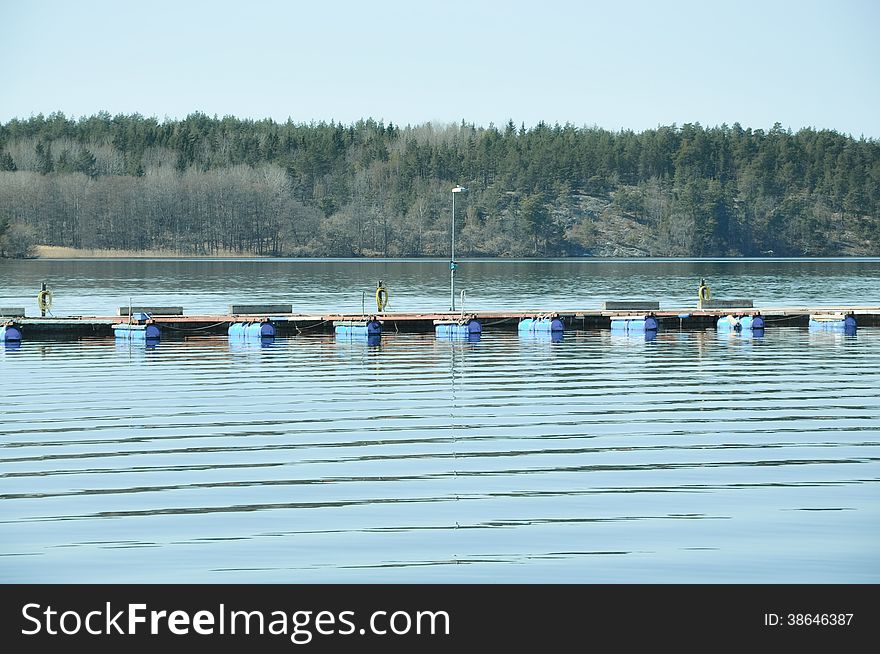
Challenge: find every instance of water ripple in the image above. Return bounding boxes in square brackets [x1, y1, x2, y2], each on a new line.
[2, 319, 879, 582]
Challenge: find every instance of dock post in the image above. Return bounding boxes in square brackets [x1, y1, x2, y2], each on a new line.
[450, 185, 467, 311]
[39, 282, 48, 317]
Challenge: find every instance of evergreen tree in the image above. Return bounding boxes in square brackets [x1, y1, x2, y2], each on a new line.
[35, 141, 53, 174]
[75, 149, 98, 178]
[0, 112, 876, 257]
[0, 151, 15, 171]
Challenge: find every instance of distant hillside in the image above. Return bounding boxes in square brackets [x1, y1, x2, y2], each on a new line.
[1, 112, 878, 258]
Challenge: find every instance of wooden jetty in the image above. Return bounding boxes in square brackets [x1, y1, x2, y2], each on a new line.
[7, 305, 880, 338]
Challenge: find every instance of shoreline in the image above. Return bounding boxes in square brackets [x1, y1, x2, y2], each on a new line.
[22, 246, 880, 263]
[33, 245, 264, 259]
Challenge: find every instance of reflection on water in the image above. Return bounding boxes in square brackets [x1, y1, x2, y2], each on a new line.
[609, 331, 656, 343]
[227, 336, 276, 352]
[436, 332, 482, 343]
[518, 331, 564, 343]
[334, 333, 382, 348]
[2, 324, 879, 583]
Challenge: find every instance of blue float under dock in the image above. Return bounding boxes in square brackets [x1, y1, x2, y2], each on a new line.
[434, 318, 482, 337]
[113, 323, 161, 340]
[717, 314, 765, 331]
[809, 313, 856, 331]
[610, 315, 659, 332]
[334, 319, 382, 337]
[0, 324, 22, 342]
[228, 321, 276, 338]
[518, 317, 564, 333]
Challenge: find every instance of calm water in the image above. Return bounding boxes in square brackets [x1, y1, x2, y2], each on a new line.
[1, 258, 879, 582]
[1, 257, 880, 314]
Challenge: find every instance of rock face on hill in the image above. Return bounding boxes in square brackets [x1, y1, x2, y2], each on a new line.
[564, 193, 654, 257]
[556, 189, 876, 258]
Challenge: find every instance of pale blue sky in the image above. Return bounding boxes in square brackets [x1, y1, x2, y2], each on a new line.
[2, 0, 878, 136]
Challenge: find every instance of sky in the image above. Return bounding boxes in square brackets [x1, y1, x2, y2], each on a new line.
[2, 0, 879, 137]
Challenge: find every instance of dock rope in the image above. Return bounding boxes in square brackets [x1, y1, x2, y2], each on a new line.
[161, 321, 230, 332]
[293, 319, 331, 334]
[698, 279, 711, 302]
[376, 281, 389, 312]
[481, 317, 517, 328]
[37, 288, 53, 313]
[763, 314, 807, 324]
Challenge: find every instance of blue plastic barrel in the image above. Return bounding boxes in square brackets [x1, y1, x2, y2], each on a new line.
[435, 319, 482, 337]
[809, 314, 856, 331]
[809, 317, 838, 329]
[719, 315, 765, 332]
[518, 317, 564, 333]
[808, 318, 836, 329]
[250, 322, 275, 338]
[114, 324, 161, 340]
[611, 316, 658, 332]
[0, 325, 22, 342]
[335, 320, 382, 337]
[716, 315, 741, 332]
[261, 323, 274, 338]
[228, 322, 275, 338]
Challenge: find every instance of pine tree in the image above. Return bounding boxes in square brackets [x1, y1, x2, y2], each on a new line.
[0, 151, 15, 171]
[75, 149, 98, 178]
[35, 141, 54, 174]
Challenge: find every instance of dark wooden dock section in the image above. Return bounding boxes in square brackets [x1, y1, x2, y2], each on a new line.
[8, 305, 880, 338]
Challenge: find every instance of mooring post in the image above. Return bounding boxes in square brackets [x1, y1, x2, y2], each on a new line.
[40, 282, 47, 317]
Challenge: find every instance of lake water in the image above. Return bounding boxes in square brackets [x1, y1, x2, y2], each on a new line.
[1, 258, 879, 582]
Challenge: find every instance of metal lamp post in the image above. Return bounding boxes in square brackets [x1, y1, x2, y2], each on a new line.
[450, 185, 467, 311]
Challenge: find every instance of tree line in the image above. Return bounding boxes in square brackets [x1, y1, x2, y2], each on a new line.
[1, 111, 878, 258]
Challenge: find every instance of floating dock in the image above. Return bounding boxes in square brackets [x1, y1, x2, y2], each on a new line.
[5, 305, 879, 339]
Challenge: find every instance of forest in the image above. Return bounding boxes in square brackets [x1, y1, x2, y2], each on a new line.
[1, 111, 878, 258]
